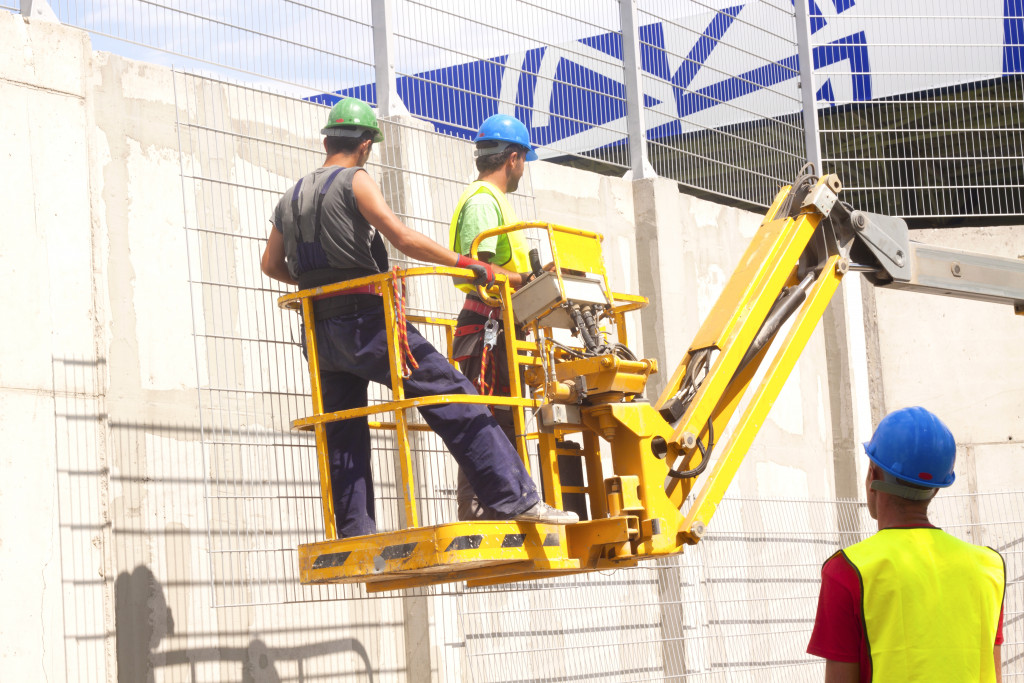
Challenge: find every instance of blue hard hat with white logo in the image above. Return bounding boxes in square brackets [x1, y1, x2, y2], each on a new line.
[863, 406, 956, 488]
[475, 114, 538, 161]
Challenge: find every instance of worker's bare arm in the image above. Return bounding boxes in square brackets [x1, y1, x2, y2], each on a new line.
[824, 660, 859, 683]
[352, 170, 525, 285]
[261, 226, 298, 286]
[353, 169, 462, 265]
[995, 644, 1002, 683]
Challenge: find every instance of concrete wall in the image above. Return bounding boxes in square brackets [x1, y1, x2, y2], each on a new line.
[867, 227, 1024, 494]
[3, 9, 1023, 682]
[1, 12, 408, 683]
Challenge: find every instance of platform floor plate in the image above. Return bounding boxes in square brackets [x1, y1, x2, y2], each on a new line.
[299, 520, 576, 587]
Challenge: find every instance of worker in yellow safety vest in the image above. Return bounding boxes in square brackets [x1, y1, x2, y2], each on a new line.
[449, 114, 541, 521]
[807, 406, 1005, 682]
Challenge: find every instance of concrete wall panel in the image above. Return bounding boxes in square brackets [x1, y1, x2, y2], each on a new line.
[869, 226, 1024, 489]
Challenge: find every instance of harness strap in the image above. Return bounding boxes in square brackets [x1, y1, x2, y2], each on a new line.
[454, 324, 485, 337]
[461, 297, 500, 317]
[312, 167, 345, 244]
[391, 267, 419, 378]
[291, 177, 305, 240]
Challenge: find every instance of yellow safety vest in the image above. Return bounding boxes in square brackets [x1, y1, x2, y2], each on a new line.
[842, 528, 1004, 682]
[448, 181, 531, 294]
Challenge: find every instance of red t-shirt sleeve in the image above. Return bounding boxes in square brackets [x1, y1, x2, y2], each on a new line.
[807, 552, 864, 663]
[996, 604, 1004, 646]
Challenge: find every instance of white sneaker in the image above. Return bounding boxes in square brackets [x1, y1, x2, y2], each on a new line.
[513, 501, 579, 525]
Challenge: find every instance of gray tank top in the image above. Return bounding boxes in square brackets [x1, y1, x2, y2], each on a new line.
[272, 166, 385, 281]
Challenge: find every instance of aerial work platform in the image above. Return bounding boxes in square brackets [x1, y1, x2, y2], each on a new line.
[279, 172, 1024, 592]
[298, 517, 637, 593]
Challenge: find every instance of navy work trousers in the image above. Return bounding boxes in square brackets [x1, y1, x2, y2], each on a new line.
[308, 304, 540, 538]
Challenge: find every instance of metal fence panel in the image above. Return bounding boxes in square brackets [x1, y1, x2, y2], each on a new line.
[390, 0, 631, 170]
[638, 0, 807, 207]
[12, 0, 1024, 220]
[42, 0, 375, 94]
[811, 1, 1024, 222]
[460, 492, 1024, 682]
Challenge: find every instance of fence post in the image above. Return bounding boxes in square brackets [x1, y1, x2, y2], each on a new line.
[794, 0, 822, 170]
[372, 0, 411, 117]
[21, 0, 59, 22]
[619, 0, 656, 179]
[794, 1, 871, 540]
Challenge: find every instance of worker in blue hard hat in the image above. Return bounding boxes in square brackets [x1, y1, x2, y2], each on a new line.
[447, 114, 566, 522]
[261, 98, 577, 534]
[807, 406, 1005, 682]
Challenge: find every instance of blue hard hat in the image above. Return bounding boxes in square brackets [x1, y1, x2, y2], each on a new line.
[475, 114, 538, 161]
[863, 407, 956, 488]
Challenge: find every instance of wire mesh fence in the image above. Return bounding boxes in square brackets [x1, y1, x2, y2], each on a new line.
[637, 0, 807, 207]
[16, 0, 1023, 220]
[39, 0, 376, 95]
[810, 1, 1024, 223]
[391, 0, 632, 171]
[459, 492, 1024, 682]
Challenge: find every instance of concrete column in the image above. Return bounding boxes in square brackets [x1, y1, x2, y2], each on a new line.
[632, 176, 692, 677]
[632, 176, 698, 401]
[374, 112, 439, 682]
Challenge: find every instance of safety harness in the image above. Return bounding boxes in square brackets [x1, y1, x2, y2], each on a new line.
[291, 168, 389, 316]
[290, 168, 418, 378]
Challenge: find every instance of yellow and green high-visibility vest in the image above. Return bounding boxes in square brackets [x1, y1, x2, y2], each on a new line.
[842, 527, 1004, 682]
[449, 181, 531, 295]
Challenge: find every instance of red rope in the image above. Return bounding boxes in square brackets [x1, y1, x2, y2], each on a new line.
[391, 267, 419, 378]
[479, 344, 494, 395]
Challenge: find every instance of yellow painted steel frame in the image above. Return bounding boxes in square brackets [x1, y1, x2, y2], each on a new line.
[583, 176, 849, 560]
[469, 221, 610, 313]
[278, 267, 540, 542]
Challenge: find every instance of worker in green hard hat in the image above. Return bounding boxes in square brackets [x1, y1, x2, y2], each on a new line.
[807, 407, 1004, 682]
[260, 97, 578, 537]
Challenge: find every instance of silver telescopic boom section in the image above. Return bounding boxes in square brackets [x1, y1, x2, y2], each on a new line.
[848, 210, 1024, 315]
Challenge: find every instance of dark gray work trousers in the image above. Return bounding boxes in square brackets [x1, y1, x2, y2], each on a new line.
[307, 303, 539, 538]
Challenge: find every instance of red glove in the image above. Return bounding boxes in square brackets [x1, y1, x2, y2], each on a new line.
[455, 254, 495, 287]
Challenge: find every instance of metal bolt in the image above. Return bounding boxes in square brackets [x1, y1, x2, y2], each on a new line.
[837, 258, 850, 275]
[682, 432, 697, 449]
[951, 262, 962, 277]
[691, 521, 706, 539]
[853, 213, 866, 231]
[895, 250, 905, 267]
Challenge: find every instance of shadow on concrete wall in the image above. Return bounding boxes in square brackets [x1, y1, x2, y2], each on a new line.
[51, 356, 382, 681]
[115, 566, 176, 683]
[114, 565, 375, 682]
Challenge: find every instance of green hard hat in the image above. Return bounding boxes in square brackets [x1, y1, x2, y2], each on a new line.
[321, 97, 384, 143]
